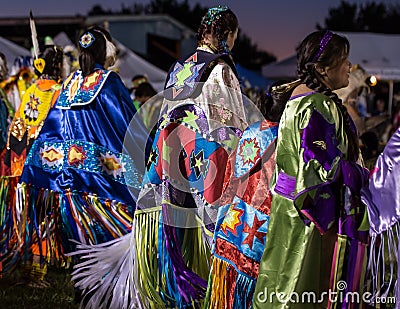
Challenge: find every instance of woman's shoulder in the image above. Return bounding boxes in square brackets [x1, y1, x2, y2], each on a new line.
[287, 88, 338, 123]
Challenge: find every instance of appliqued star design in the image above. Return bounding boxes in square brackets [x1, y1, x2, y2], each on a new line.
[40, 145, 64, 167]
[176, 62, 194, 87]
[24, 95, 40, 121]
[68, 144, 87, 167]
[182, 110, 199, 129]
[190, 149, 209, 179]
[165, 54, 205, 98]
[146, 147, 159, 171]
[239, 138, 260, 165]
[82, 71, 102, 91]
[241, 214, 267, 250]
[99, 153, 126, 178]
[220, 204, 244, 237]
[159, 114, 169, 129]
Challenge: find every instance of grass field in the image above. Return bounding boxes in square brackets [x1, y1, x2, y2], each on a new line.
[0, 266, 78, 309]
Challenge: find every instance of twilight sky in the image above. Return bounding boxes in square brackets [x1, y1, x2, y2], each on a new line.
[1, 0, 399, 60]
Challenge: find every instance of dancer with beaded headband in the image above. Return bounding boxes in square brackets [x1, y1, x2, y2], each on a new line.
[252, 30, 369, 308]
[0, 44, 64, 286]
[70, 5, 248, 308]
[11, 26, 149, 288]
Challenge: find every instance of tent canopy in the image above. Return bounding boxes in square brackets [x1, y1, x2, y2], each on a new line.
[262, 32, 400, 81]
[0, 36, 31, 71]
[236, 64, 273, 90]
[53, 32, 167, 92]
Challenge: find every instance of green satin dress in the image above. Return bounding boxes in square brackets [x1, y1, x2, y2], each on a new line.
[253, 92, 369, 308]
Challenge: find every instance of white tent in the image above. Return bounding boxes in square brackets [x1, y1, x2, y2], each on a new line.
[113, 39, 167, 92]
[53, 32, 167, 92]
[0, 36, 31, 71]
[262, 32, 400, 116]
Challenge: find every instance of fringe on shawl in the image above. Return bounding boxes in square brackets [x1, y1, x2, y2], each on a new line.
[0, 181, 134, 277]
[134, 206, 211, 308]
[365, 222, 399, 307]
[204, 256, 256, 309]
[0, 179, 69, 274]
[69, 231, 146, 309]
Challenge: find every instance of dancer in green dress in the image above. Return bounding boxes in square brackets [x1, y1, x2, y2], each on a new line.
[253, 30, 369, 308]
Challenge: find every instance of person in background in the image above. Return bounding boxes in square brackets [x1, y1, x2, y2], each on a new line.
[252, 30, 369, 308]
[70, 6, 247, 308]
[130, 74, 149, 109]
[0, 44, 64, 287]
[14, 26, 150, 290]
[1, 56, 35, 113]
[0, 52, 12, 152]
[205, 80, 289, 308]
[372, 97, 387, 116]
[134, 81, 163, 138]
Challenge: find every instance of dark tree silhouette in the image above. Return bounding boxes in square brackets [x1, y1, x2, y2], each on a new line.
[86, 1, 276, 70]
[317, 0, 400, 33]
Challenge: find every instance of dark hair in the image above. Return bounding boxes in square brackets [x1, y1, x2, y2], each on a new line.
[131, 75, 149, 90]
[197, 6, 238, 53]
[256, 80, 293, 122]
[34, 45, 63, 81]
[78, 26, 112, 76]
[135, 82, 156, 98]
[0, 52, 7, 80]
[296, 30, 359, 161]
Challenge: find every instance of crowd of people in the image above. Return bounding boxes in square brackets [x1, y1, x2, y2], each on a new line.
[0, 5, 399, 309]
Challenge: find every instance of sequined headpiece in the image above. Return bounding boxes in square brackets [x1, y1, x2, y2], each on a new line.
[312, 30, 333, 63]
[202, 5, 229, 26]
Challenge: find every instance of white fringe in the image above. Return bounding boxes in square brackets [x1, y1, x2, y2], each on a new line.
[69, 221, 146, 309]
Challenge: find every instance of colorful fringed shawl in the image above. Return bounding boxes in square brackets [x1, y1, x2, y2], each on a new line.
[361, 126, 400, 306]
[70, 48, 248, 309]
[132, 48, 247, 308]
[205, 120, 278, 309]
[1, 66, 148, 275]
[0, 79, 61, 274]
[253, 93, 369, 309]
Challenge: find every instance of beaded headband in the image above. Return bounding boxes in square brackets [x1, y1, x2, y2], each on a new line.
[79, 32, 95, 48]
[312, 30, 333, 63]
[202, 5, 229, 26]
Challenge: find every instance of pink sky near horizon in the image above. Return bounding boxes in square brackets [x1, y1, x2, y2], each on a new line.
[1, 0, 399, 60]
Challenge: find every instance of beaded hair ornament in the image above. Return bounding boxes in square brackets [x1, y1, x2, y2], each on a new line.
[201, 5, 229, 25]
[79, 32, 95, 49]
[312, 30, 334, 63]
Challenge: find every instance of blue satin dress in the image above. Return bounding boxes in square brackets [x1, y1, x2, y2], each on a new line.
[19, 65, 150, 260]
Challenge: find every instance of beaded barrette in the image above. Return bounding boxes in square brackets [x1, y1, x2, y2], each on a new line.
[202, 5, 229, 25]
[79, 32, 95, 49]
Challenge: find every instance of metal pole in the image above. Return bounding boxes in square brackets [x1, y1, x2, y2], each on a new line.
[388, 80, 394, 119]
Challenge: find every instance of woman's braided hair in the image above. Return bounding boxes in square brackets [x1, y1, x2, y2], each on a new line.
[296, 30, 359, 161]
[197, 6, 238, 54]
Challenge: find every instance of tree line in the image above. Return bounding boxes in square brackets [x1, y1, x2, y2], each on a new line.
[88, 0, 400, 71]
